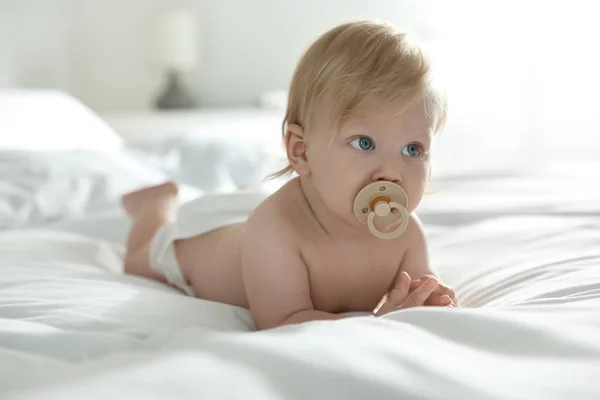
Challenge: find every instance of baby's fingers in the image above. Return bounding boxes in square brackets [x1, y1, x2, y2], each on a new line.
[424, 293, 449, 306]
[389, 272, 411, 304]
[402, 278, 438, 308]
[375, 299, 398, 317]
[411, 277, 442, 293]
[375, 272, 411, 317]
[439, 295, 453, 306]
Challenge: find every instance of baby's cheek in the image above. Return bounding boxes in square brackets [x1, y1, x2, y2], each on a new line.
[320, 175, 354, 210]
[406, 185, 426, 213]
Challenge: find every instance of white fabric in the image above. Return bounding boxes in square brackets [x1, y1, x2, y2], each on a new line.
[419, 161, 600, 228]
[0, 101, 598, 399]
[148, 223, 196, 296]
[0, 90, 123, 151]
[125, 123, 287, 193]
[1, 171, 600, 398]
[0, 149, 202, 230]
[0, 90, 203, 228]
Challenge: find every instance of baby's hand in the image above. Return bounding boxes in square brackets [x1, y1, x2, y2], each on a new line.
[410, 276, 458, 307]
[375, 272, 439, 317]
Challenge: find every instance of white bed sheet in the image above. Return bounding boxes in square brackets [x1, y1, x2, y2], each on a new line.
[1, 163, 600, 399]
[0, 149, 203, 230]
[419, 160, 600, 225]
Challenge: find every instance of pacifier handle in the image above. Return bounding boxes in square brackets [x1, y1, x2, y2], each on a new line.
[366, 201, 409, 240]
[353, 181, 409, 240]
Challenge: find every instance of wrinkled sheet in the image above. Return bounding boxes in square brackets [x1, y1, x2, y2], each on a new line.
[1, 173, 600, 398]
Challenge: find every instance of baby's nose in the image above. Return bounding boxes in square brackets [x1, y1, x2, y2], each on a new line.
[372, 164, 403, 185]
[376, 176, 401, 185]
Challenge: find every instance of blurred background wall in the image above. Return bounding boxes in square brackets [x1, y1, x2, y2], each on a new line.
[1, 0, 598, 169]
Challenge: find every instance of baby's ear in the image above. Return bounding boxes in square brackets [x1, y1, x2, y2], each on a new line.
[284, 124, 310, 176]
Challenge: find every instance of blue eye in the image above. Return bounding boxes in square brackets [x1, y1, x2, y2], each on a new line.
[402, 143, 421, 157]
[350, 136, 375, 151]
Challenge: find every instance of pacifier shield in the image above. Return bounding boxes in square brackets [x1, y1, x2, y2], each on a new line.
[353, 181, 409, 239]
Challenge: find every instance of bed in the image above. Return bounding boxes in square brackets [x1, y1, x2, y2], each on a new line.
[1, 90, 599, 399]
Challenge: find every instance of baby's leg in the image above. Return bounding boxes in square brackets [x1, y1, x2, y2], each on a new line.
[121, 181, 179, 282]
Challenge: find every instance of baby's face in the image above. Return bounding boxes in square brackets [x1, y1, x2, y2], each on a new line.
[305, 102, 434, 228]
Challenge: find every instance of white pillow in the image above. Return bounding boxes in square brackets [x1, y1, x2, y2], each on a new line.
[128, 128, 287, 193]
[0, 149, 202, 230]
[0, 89, 123, 151]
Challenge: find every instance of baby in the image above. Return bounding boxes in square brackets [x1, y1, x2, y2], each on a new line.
[122, 20, 457, 330]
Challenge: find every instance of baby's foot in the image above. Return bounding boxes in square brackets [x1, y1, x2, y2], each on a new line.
[121, 181, 179, 217]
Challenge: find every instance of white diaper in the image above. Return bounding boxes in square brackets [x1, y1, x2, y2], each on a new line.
[148, 222, 196, 296]
[147, 190, 268, 296]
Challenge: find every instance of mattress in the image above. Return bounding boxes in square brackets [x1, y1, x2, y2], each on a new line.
[1, 91, 599, 399]
[1, 169, 599, 399]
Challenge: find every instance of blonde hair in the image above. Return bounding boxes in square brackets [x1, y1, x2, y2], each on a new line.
[270, 20, 447, 179]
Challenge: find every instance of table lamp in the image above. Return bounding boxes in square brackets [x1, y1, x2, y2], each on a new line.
[154, 8, 199, 109]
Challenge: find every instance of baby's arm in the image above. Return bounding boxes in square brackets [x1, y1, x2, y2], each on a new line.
[397, 214, 457, 306]
[399, 214, 435, 278]
[241, 205, 344, 330]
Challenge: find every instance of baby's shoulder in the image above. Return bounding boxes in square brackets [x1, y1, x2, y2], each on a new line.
[400, 212, 428, 247]
[244, 178, 307, 241]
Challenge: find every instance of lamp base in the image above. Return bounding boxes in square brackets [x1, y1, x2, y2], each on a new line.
[155, 70, 197, 109]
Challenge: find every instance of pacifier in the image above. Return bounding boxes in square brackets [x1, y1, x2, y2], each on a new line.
[353, 181, 409, 240]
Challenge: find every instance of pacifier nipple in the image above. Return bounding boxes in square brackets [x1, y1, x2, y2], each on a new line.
[353, 181, 409, 240]
[374, 201, 391, 217]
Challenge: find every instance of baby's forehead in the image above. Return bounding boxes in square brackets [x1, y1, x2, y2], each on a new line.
[340, 105, 435, 136]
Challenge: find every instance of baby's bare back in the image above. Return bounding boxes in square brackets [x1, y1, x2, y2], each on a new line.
[176, 222, 249, 308]
[178, 179, 411, 316]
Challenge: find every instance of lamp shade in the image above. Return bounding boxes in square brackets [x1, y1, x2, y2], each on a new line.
[158, 9, 199, 72]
